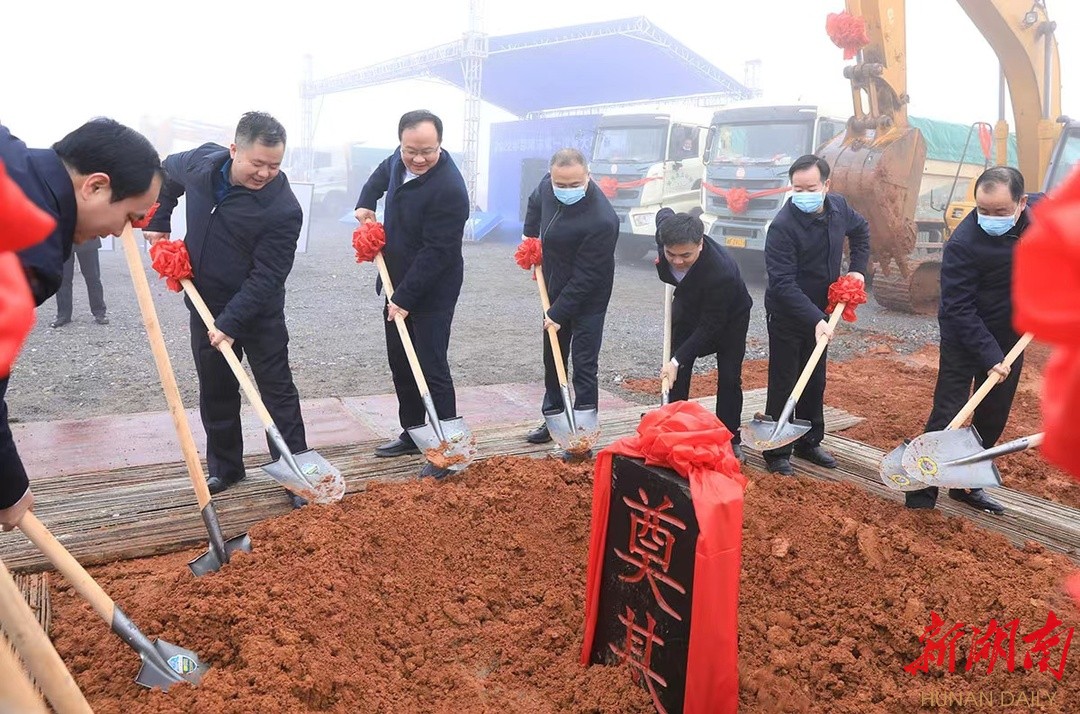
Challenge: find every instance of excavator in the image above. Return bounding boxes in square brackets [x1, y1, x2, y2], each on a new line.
[818, 0, 1068, 313]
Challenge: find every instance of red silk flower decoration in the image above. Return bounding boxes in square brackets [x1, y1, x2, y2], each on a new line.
[352, 221, 387, 263]
[515, 237, 543, 274]
[826, 11, 870, 60]
[148, 239, 194, 292]
[725, 187, 750, 214]
[130, 202, 159, 229]
[826, 274, 868, 322]
[598, 176, 619, 199]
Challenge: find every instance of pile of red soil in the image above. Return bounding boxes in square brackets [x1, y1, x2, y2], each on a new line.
[622, 344, 1080, 509]
[46, 456, 1080, 712]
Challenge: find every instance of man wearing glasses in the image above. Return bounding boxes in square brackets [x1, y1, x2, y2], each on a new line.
[354, 110, 470, 478]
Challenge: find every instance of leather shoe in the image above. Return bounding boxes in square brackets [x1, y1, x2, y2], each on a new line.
[525, 422, 552, 444]
[419, 462, 452, 480]
[374, 437, 420, 458]
[206, 474, 244, 495]
[949, 488, 1005, 515]
[905, 486, 939, 510]
[286, 490, 308, 509]
[765, 456, 793, 476]
[50, 317, 71, 328]
[731, 443, 746, 463]
[793, 445, 837, 469]
[557, 448, 593, 463]
[94, 315, 109, 325]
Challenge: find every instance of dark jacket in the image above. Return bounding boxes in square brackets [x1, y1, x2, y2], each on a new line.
[764, 193, 870, 332]
[356, 149, 469, 314]
[145, 144, 303, 338]
[1, 125, 76, 306]
[656, 234, 753, 365]
[523, 176, 619, 325]
[939, 196, 1042, 371]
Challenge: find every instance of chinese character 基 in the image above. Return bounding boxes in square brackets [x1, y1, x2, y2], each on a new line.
[609, 606, 670, 714]
[1023, 610, 1075, 681]
[614, 488, 688, 620]
[905, 611, 968, 675]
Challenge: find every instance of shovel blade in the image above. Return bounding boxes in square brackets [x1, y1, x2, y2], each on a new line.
[134, 638, 207, 691]
[740, 412, 812, 452]
[262, 449, 345, 504]
[407, 418, 477, 472]
[901, 426, 1002, 488]
[879, 441, 930, 491]
[569, 407, 601, 454]
[188, 532, 253, 577]
[544, 408, 576, 451]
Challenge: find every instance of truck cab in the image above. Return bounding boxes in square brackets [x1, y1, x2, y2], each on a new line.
[588, 111, 711, 260]
[700, 105, 846, 262]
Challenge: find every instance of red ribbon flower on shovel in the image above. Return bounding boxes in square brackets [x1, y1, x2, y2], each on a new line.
[353, 222, 387, 263]
[515, 236, 542, 279]
[149, 240, 194, 292]
[130, 202, 160, 230]
[826, 274, 868, 322]
[826, 11, 870, 60]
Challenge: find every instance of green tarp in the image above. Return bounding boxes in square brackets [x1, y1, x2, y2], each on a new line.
[910, 115, 1018, 166]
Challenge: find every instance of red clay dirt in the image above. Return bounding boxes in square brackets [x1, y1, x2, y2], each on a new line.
[44, 455, 1080, 713]
[623, 343, 1080, 510]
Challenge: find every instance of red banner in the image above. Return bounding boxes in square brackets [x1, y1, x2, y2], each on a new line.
[581, 400, 746, 714]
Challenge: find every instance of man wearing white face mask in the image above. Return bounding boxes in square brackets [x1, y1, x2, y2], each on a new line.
[905, 166, 1043, 515]
[762, 154, 870, 476]
[520, 148, 619, 454]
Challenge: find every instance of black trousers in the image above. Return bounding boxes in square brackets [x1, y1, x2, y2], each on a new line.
[190, 312, 306, 482]
[385, 307, 457, 439]
[669, 310, 750, 443]
[763, 316, 827, 459]
[55, 247, 106, 320]
[542, 311, 606, 413]
[0, 376, 29, 509]
[906, 338, 1024, 506]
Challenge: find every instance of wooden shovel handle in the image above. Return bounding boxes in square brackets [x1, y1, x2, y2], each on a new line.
[119, 228, 212, 510]
[373, 253, 432, 396]
[181, 278, 276, 428]
[533, 267, 570, 389]
[946, 332, 1034, 430]
[18, 513, 115, 626]
[0, 558, 90, 713]
[661, 284, 674, 395]
[789, 303, 845, 403]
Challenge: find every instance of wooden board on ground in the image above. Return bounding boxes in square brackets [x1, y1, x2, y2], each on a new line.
[1, 572, 51, 693]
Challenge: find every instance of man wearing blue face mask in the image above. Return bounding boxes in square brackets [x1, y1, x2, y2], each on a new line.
[762, 154, 870, 476]
[905, 166, 1043, 515]
[520, 148, 619, 454]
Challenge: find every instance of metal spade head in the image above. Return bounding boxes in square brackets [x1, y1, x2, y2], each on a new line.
[135, 638, 207, 690]
[740, 411, 812, 452]
[188, 532, 253, 576]
[407, 417, 477, 472]
[901, 426, 1003, 489]
[262, 449, 346, 504]
[879, 440, 931, 491]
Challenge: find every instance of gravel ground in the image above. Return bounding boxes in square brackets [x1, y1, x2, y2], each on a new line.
[7, 220, 939, 423]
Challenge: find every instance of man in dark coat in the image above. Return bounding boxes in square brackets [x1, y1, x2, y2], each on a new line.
[905, 166, 1042, 515]
[143, 112, 309, 506]
[51, 237, 108, 327]
[655, 209, 753, 461]
[521, 148, 619, 456]
[1, 119, 161, 529]
[354, 110, 470, 478]
[762, 154, 870, 475]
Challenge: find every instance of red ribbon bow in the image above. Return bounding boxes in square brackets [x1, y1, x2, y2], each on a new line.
[352, 222, 387, 263]
[826, 274, 868, 322]
[148, 239, 194, 292]
[826, 11, 871, 60]
[130, 202, 159, 230]
[514, 237, 542, 275]
[702, 183, 790, 214]
[597, 175, 660, 199]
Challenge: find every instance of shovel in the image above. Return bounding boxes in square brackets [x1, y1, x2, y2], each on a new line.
[373, 253, 477, 471]
[181, 278, 345, 504]
[0, 557, 91, 713]
[660, 284, 674, 406]
[121, 226, 251, 574]
[741, 302, 845, 451]
[531, 264, 600, 456]
[901, 431, 1043, 489]
[17, 513, 206, 691]
[879, 333, 1033, 491]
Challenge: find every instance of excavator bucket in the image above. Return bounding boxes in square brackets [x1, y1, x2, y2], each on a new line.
[818, 126, 928, 312]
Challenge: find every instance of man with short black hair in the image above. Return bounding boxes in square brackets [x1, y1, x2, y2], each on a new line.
[354, 110, 470, 479]
[143, 111, 310, 506]
[521, 148, 619, 455]
[655, 209, 753, 461]
[1, 118, 161, 529]
[905, 165, 1040, 515]
[762, 154, 870, 475]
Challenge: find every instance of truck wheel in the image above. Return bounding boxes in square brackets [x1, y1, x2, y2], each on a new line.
[616, 238, 647, 262]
